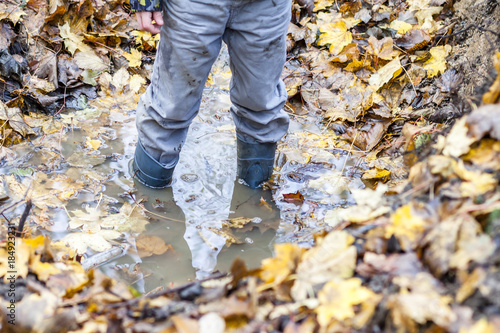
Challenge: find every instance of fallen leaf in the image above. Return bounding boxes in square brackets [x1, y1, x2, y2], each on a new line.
[369, 56, 402, 90]
[292, 231, 357, 301]
[316, 278, 380, 327]
[260, 243, 305, 287]
[385, 204, 431, 251]
[390, 20, 413, 34]
[136, 235, 173, 257]
[124, 48, 142, 67]
[317, 21, 353, 55]
[423, 45, 452, 78]
[59, 22, 91, 55]
[74, 51, 108, 71]
[366, 36, 399, 61]
[442, 117, 476, 157]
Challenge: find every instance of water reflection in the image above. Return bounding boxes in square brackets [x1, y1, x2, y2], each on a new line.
[103, 95, 281, 289]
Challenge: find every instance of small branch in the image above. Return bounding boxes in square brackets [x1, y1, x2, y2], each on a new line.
[432, 24, 500, 47]
[106, 272, 228, 309]
[81, 245, 128, 271]
[15, 199, 32, 237]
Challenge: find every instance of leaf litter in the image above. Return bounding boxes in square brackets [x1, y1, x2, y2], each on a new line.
[0, 0, 500, 331]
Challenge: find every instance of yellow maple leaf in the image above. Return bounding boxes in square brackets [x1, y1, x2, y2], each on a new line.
[368, 56, 402, 90]
[59, 22, 91, 55]
[385, 204, 428, 251]
[130, 74, 146, 94]
[390, 20, 413, 34]
[314, 0, 335, 12]
[124, 48, 142, 68]
[317, 21, 353, 56]
[259, 243, 305, 286]
[316, 278, 378, 327]
[362, 168, 391, 180]
[86, 139, 101, 150]
[423, 45, 451, 78]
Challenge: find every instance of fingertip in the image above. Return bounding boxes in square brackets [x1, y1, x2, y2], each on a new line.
[153, 11, 164, 25]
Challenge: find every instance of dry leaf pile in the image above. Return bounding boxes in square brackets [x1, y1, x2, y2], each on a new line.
[0, 0, 500, 332]
[2, 106, 500, 332]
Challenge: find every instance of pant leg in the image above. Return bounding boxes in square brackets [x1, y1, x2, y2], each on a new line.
[136, 0, 230, 166]
[223, 0, 292, 144]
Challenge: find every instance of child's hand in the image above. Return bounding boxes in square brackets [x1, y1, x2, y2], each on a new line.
[135, 11, 164, 34]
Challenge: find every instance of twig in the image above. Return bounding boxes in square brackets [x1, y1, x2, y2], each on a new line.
[105, 272, 228, 309]
[15, 199, 31, 237]
[81, 245, 127, 271]
[53, 85, 68, 116]
[432, 24, 500, 47]
[127, 192, 184, 223]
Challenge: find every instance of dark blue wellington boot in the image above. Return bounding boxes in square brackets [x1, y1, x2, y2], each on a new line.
[237, 138, 277, 188]
[130, 140, 176, 189]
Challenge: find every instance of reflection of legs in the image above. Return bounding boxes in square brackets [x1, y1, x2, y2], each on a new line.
[133, 0, 229, 187]
[223, 0, 292, 187]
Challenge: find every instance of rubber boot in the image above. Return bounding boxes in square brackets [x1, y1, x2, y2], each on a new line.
[130, 140, 176, 189]
[236, 138, 276, 188]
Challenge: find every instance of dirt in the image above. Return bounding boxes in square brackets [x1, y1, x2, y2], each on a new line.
[449, 0, 500, 108]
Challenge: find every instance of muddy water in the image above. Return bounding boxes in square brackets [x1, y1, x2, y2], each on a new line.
[0, 47, 364, 292]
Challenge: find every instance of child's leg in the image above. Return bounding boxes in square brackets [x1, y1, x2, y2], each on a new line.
[134, 0, 230, 187]
[223, 0, 292, 187]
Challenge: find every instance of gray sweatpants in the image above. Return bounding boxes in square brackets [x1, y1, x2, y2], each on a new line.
[136, 0, 292, 167]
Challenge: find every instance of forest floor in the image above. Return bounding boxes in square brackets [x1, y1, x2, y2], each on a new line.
[0, 0, 500, 332]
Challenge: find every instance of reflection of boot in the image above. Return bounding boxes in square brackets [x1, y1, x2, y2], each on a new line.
[236, 137, 276, 188]
[130, 140, 176, 189]
[229, 180, 280, 232]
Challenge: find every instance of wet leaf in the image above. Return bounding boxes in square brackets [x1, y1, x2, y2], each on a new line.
[136, 235, 173, 257]
[362, 167, 391, 180]
[100, 202, 149, 233]
[59, 230, 121, 254]
[342, 119, 391, 151]
[86, 138, 101, 150]
[0, 102, 36, 137]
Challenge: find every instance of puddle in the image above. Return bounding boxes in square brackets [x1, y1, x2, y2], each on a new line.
[0, 46, 365, 292]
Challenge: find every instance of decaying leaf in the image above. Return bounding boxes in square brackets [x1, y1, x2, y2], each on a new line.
[136, 235, 173, 257]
